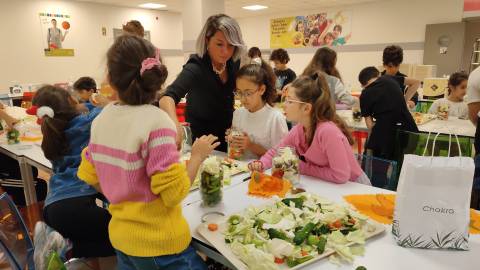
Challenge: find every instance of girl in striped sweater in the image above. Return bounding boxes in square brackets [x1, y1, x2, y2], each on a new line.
[77, 35, 218, 269]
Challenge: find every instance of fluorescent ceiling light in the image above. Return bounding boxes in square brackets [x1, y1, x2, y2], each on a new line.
[242, 5, 268, 11]
[139, 3, 166, 9]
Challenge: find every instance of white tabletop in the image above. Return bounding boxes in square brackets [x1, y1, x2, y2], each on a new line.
[337, 110, 476, 138]
[0, 141, 52, 170]
[183, 176, 480, 270]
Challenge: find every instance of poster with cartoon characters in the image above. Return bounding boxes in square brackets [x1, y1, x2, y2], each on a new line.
[270, 11, 352, 48]
[39, 12, 74, 57]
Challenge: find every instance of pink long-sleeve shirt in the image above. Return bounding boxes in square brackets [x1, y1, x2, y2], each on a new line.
[260, 121, 363, 184]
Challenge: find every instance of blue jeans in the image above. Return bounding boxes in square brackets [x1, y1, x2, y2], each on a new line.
[116, 245, 206, 270]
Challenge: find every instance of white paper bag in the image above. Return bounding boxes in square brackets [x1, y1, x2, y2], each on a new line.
[393, 134, 474, 250]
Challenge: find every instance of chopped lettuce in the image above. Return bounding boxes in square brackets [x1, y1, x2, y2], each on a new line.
[230, 241, 277, 270]
[222, 193, 375, 268]
[267, 238, 295, 258]
[346, 230, 366, 245]
[263, 217, 296, 231]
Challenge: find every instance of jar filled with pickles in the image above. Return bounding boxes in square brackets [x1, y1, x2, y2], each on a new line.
[200, 156, 224, 207]
[272, 147, 300, 186]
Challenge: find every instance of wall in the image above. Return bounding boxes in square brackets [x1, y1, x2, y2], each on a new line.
[423, 22, 466, 77]
[0, 0, 184, 92]
[237, 0, 463, 90]
[461, 20, 480, 72]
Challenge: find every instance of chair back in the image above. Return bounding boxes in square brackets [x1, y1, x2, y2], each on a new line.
[355, 154, 398, 190]
[0, 192, 35, 270]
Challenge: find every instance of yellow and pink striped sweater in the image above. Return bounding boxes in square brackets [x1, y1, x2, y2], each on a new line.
[77, 103, 191, 257]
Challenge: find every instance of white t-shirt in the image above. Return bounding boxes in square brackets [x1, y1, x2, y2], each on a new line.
[466, 67, 480, 105]
[428, 98, 468, 119]
[232, 104, 288, 160]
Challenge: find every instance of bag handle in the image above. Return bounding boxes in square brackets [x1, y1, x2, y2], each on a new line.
[423, 131, 463, 158]
[447, 132, 462, 157]
[422, 132, 432, 156]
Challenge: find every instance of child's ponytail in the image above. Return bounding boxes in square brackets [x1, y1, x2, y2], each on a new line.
[292, 72, 354, 146]
[32, 85, 79, 160]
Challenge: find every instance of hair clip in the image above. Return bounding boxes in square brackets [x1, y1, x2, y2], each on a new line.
[140, 48, 161, 76]
[37, 106, 55, 119]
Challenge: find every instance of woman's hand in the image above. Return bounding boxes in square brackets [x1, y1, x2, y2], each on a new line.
[191, 135, 220, 162]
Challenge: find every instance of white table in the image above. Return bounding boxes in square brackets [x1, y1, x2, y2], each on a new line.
[0, 142, 52, 205]
[337, 110, 476, 138]
[183, 175, 480, 270]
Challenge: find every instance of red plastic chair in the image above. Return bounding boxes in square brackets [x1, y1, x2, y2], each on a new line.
[352, 131, 368, 154]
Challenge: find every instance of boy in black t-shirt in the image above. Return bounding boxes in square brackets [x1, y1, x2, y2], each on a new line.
[381, 45, 420, 108]
[359, 67, 418, 159]
[270, 48, 296, 101]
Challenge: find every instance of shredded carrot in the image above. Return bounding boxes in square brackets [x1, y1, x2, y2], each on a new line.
[247, 172, 292, 198]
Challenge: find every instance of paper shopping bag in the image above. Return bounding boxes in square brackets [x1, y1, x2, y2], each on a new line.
[393, 154, 474, 250]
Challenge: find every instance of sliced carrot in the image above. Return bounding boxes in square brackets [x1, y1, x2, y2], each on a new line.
[207, 223, 218, 231]
[332, 220, 342, 229]
[301, 250, 309, 256]
[274, 257, 285, 264]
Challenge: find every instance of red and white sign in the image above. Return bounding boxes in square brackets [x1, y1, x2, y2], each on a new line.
[464, 0, 480, 17]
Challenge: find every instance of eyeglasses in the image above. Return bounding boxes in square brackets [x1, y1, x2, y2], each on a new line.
[234, 88, 259, 98]
[284, 97, 308, 105]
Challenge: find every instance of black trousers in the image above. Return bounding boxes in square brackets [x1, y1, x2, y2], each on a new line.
[43, 195, 115, 258]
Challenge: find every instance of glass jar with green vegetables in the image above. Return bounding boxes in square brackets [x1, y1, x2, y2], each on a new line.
[200, 156, 224, 207]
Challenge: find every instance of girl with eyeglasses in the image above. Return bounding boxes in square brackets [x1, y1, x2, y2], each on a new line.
[250, 72, 370, 185]
[228, 60, 288, 159]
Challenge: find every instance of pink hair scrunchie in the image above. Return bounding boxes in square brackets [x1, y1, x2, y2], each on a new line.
[140, 48, 161, 76]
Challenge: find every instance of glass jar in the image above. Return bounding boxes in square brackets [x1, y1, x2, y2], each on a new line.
[227, 127, 244, 160]
[180, 123, 192, 155]
[200, 157, 224, 207]
[437, 103, 449, 120]
[272, 146, 300, 186]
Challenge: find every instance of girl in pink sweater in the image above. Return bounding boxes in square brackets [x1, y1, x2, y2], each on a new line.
[251, 72, 370, 184]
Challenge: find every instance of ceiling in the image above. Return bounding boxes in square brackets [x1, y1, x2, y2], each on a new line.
[70, 0, 384, 18]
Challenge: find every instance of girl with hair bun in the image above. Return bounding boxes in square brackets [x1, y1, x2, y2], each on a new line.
[78, 34, 217, 269]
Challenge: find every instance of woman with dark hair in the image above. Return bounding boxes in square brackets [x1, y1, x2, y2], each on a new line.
[159, 14, 246, 152]
[303, 47, 356, 107]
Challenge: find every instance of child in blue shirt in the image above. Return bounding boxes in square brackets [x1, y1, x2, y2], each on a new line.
[33, 85, 114, 258]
